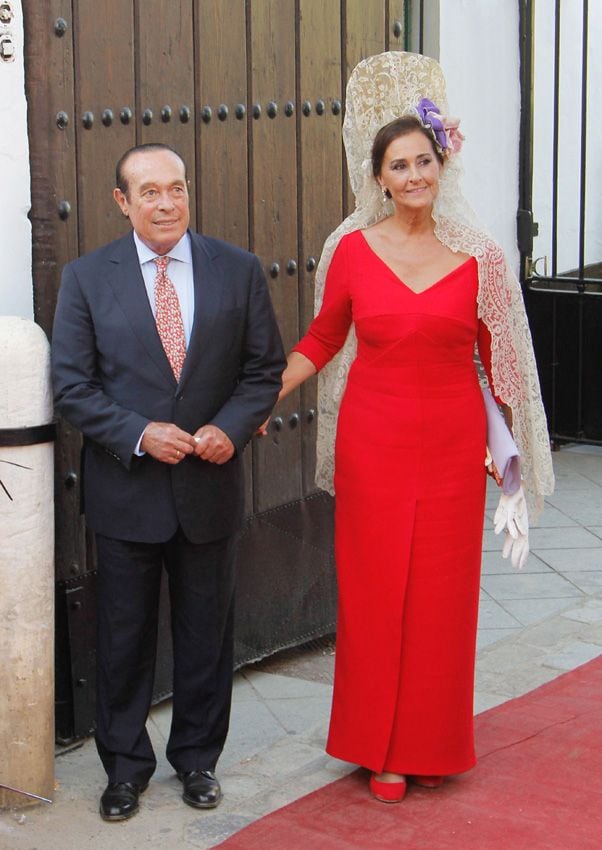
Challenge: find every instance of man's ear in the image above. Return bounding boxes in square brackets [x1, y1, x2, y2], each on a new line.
[113, 187, 129, 216]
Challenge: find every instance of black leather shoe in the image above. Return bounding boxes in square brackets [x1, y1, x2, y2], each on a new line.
[178, 770, 222, 809]
[99, 781, 147, 821]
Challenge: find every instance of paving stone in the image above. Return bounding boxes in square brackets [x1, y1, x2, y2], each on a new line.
[474, 665, 558, 699]
[549, 470, 600, 492]
[221, 697, 289, 768]
[242, 669, 333, 700]
[532, 503, 579, 528]
[498, 597, 577, 626]
[264, 695, 333, 735]
[481, 571, 584, 601]
[477, 627, 521, 650]
[559, 444, 602, 456]
[185, 814, 254, 846]
[478, 600, 522, 629]
[477, 639, 548, 673]
[545, 492, 602, 527]
[561, 599, 602, 624]
[555, 570, 602, 595]
[519, 620, 597, 653]
[482, 529, 504, 552]
[530, 526, 602, 549]
[536, 547, 602, 573]
[480, 550, 551, 575]
[554, 447, 602, 485]
[544, 641, 602, 671]
[228, 670, 261, 702]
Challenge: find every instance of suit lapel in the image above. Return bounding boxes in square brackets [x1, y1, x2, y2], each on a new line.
[106, 233, 177, 387]
[178, 232, 223, 390]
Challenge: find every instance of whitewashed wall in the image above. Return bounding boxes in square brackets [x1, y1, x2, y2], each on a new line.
[0, 0, 32, 319]
[439, 0, 521, 271]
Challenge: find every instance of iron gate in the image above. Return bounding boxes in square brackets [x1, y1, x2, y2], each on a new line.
[519, 0, 601, 444]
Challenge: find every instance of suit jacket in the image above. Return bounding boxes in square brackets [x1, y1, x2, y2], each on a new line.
[51, 229, 285, 544]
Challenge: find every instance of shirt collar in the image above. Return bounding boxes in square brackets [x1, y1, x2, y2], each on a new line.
[133, 230, 192, 266]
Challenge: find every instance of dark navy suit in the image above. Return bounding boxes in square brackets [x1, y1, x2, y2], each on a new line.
[52, 229, 285, 783]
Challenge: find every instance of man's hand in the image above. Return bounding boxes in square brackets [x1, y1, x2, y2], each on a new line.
[193, 425, 235, 465]
[140, 422, 197, 464]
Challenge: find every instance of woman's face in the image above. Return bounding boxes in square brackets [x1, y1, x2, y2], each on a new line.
[378, 130, 442, 213]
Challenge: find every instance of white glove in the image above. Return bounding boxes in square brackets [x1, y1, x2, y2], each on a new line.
[493, 486, 529, 569]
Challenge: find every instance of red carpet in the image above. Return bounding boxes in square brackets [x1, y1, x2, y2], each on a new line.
[217, 656, 602, 849]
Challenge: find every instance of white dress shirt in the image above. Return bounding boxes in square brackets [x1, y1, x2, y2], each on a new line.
[132, 230, 195, 454]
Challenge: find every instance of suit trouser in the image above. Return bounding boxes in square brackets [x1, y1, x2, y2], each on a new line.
[94, 528, 236, 786]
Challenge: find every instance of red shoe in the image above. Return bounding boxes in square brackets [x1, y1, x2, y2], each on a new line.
[410, 775, 444, 788]
[369, 774, 407, 803]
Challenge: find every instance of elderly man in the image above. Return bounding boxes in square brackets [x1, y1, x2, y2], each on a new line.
[52, 143, 285, 821]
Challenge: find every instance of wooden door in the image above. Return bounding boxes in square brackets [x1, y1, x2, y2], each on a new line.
[24, 0, 408, 740]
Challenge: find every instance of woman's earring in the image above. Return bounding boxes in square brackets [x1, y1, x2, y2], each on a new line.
[381, 187, 391, 202]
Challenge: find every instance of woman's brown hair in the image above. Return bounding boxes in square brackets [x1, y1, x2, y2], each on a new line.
[371, 115, 444, 180]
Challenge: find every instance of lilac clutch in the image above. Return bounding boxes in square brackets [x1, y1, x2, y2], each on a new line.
[482, 385, 521, 495]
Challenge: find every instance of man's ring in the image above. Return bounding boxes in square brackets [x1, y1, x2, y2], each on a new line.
[176, 450, 181, 458]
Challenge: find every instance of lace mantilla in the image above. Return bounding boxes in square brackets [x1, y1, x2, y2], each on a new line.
[313, 52, 554, 518]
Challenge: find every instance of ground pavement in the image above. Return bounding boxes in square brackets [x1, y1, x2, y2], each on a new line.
[1, 444, 601, 849]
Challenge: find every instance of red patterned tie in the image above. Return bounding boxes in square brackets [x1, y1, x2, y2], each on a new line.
[153, 256, 187, 381]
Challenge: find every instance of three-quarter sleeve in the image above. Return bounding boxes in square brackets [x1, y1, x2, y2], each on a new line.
[477, 319, 505, 405]
[293, 238, 353, 371]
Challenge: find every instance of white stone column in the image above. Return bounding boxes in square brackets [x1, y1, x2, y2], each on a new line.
[0, 316, 54, 809]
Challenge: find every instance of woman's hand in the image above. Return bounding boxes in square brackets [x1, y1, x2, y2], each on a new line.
[484, 448, 503, 487]
[256, 417, 270, 437]
[255, 352, 317, 437]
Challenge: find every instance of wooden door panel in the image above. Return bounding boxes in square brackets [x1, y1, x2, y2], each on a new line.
[135, 1, 197, 229]
[24, 1, 86, 583]
[298, 0, 343, 494]
[249, 0, 302, 512]
[74, 0, 135, 253]
[345, 0, 386, 76]
[25, 0, 78, 334]
[196, 0, 248, 247]
[195, 0, 252, 512]
[387, 1, 407, 51]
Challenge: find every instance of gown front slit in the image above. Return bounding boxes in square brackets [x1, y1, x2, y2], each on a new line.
[294, 229, 490, 776]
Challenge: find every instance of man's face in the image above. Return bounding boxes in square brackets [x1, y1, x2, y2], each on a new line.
[113, 149, 190, 255]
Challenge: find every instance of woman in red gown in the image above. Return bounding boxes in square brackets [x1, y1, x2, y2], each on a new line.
[269, 53, 553, 804]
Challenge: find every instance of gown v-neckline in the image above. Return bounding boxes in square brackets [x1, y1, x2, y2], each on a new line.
[359, 230, 474, 296]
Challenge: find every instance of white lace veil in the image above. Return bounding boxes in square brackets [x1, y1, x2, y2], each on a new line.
[313, 52, 554, 516]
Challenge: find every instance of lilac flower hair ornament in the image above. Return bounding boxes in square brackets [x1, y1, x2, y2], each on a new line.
[416, 97, 465, 156]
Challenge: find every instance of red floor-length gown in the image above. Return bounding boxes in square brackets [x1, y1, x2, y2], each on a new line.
[294, 229, 492, 776]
